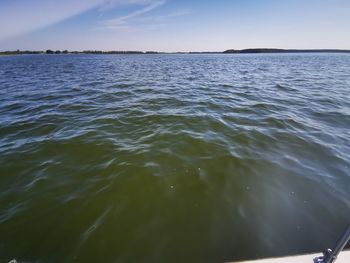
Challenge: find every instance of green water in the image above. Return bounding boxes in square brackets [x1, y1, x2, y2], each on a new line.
[0, 54, 349, 262]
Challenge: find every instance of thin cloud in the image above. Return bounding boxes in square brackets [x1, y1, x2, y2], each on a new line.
[98, 0, 156, 12]
[101, 0, 166, 29]
[136, 9, 192, 22]
[0, 0, 106, 41]
[0, 0, 158, 41]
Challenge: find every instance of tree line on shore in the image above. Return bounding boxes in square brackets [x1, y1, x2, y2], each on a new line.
[1, 49, 350, 55]
[0, 49, 147, 55]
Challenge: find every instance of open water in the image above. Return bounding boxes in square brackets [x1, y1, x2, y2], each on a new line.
[0, 53, 349, 262]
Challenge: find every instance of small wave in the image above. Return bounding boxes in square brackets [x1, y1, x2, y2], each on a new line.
[1, 53, 349, 262]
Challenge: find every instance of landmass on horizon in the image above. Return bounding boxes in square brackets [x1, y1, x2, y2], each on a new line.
[1, 48, 350, 56]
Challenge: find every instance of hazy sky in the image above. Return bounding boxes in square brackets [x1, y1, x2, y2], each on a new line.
[1, 0, 350, 51]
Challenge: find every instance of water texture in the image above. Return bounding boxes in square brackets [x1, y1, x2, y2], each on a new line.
[0, 54, 349, 262]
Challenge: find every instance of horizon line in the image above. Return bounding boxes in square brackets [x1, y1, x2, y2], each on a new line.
[1, 48, 350, 54]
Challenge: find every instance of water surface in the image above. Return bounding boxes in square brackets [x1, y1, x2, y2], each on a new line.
[0, 54, 349, 262]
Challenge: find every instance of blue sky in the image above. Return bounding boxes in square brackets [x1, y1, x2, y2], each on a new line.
[0, 0, 350, 51]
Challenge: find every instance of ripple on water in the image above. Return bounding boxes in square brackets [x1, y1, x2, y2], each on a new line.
[0, 53, 349, 262]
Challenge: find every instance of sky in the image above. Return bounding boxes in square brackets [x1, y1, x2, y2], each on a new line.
[0, 0, 350, 52]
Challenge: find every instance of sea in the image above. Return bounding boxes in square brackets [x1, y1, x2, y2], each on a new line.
[0, 53, 349, 262]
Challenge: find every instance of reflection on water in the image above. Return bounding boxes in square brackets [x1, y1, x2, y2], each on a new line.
[0, 54, 349, 262]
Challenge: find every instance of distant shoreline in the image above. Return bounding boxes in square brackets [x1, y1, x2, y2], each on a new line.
[223, 48, 350, 54]
[1, 48, 350, 56]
